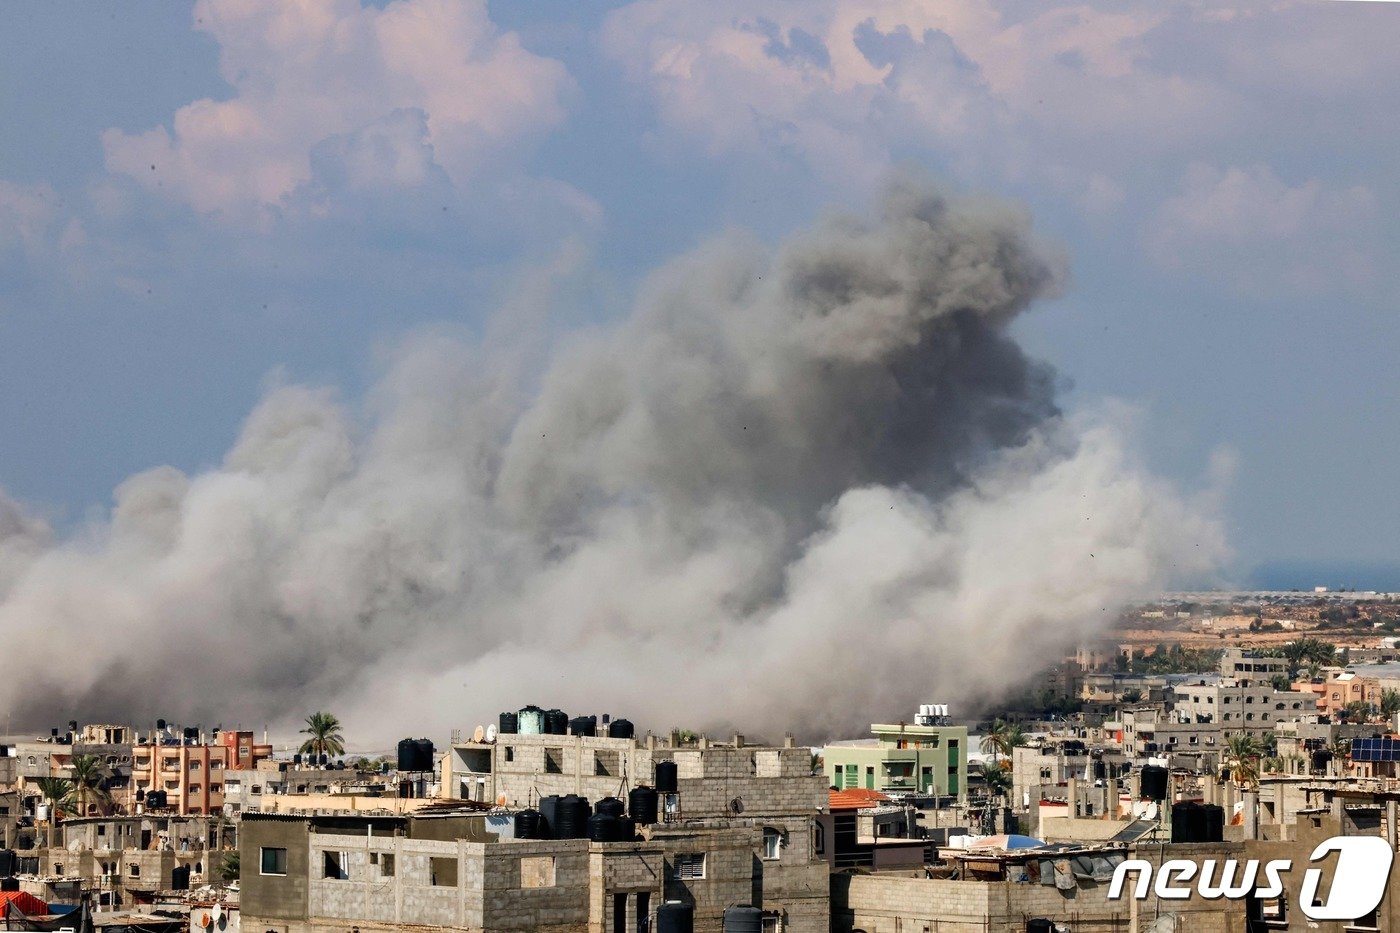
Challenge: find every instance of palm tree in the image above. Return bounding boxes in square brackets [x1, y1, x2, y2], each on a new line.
[68, 754, 112, 816]
[1223, 734, 1262, 788]
[1380, 689, 1400, 721]
[982, 762, 1013, 801]
[299, 712, 346, 759]
[33, 777, 74, 819]
[217, 851, 240, 882]
[980, 720, 1008, 758]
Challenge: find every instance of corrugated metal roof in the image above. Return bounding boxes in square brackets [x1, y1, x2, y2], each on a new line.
[828, 788, 892, 810]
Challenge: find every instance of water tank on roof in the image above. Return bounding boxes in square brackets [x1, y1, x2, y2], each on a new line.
[415, 739, 435, 770]
[398, 739, 430, 772]
[1027, 920, 1055, 933]
[539, 796, 561, 839]
[595, 797, 625, 819]
[608, 719, 634, 739]
[1140, 765, 1168, 801]
[570, 716, 597, 737]
[615, 815, 636, 841]
[499, 712, 519, 735]
[629, 786, 659, 825]
[556, 795, 589, 839]
[514, 810, 543, 840]
[722, 905, 764, 933]
[587, 813, 618, 843]
[543, 709, 568, 736]
[655, 760, 678, 794]
[518, 706, 545, 735]
[657, 902, 694, 933]
[1202, 804, 1224, 842]
[292, 754, 302, 766]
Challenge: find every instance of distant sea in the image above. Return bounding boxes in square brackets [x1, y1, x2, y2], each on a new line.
[1247, 559, 1400, 593]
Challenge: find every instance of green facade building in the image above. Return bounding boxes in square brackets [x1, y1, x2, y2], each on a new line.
[824, 721, 968, 799]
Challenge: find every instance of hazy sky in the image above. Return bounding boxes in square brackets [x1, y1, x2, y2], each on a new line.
[1, 0, 1397, 585]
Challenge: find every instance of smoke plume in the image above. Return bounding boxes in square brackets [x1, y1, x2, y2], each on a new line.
[0, 179, 1224, 746]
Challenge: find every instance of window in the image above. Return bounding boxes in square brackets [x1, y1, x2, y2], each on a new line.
[251, 785, 262, 795]
[189, 761, 202, 771]
[370, 852, 395, 877]
[430, 857, 458, 886]
[520, 855, 555, 888]
[128, 863, 141, 878]
[595, 750, 620, 776]
[189, 784, 202, 793]
[761, 917, 780, 933]
[503, 747, 514, 763]
[812, 823, 824, 856]
[322, 850, 349, 880]
[260, 847, 287, 876]
[54, 864, 63, 876]
[97, 825, 106, 837]
[762, 828, 781, 860]
[673, 853, 705, 880]
[1349, 907, 1379, 930]
[545, 748, 564, 774]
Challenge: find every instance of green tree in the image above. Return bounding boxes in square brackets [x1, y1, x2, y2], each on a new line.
[1380, 689, 1400, 720]
[217, 851, 240, 882]
[979, 720, 1025, 760]
[1120, 689, 1144, 704]
[1223, 734, 1262, 788]
[68, 754, 112, 816]
[982, 762, 1013, 800]
[299, 712, 346, 759]
[33, 777, 74, 818]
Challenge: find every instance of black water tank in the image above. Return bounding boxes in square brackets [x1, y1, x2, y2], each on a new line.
[615, 816, 636, 841]
[1140, 765, 1168, 800]
[499, 712, 518, 735]
[609, 719, 635, 739]
[570, 716, 597, 737]
[156, 719, 167, 731]
[539, 796, 561, 839]
[292, 754, 302, 765]
[722, 905, 763, 933]
[514, 810, 542, 840]
[544, 709, 569, 736]
[1, 877, 19, 893]
[656, 901, 694, 933]
[1202, 804, 1225, 842]
[655, 760, 678, 793]
[415, 739, 435, 769]
[1171, 802, 1207, 843]
[1027, 920, 1055, 933]
[397, 739, 426, 771]
[629, 786, 659, 825]
[556, 795, 589, 839]
[319, 753, 329, 766]
[595, 797, 625, 819]
[587, 813, 617, 842]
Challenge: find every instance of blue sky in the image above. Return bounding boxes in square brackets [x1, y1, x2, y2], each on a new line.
[1, 0, 1397, 585]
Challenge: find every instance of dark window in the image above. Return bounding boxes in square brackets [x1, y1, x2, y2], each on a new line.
[430, 857, 458, 886]
[260, 847, 287, 876]
[545, 749, 563, 774]
[322, 850, 348, 880]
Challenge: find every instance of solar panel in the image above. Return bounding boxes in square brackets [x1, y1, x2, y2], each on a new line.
[1350, 737, 1400, 762]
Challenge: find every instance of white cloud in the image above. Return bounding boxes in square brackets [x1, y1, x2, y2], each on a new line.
[1147, 162, 1379, 298]
[102, 0, 573, 215]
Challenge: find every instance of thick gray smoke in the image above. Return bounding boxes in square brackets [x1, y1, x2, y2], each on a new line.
[0, 180, 1224, 747]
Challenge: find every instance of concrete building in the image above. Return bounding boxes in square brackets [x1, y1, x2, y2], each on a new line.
[132, 730, 271, 816]
[240, 796, 830, 933]
[1218, 646, 1288, 684]
[8, 812, 235, 909]
[824, 713, 968, 799]
[1169, 681, 1314, 736]
[1292, 670, 1383, 718]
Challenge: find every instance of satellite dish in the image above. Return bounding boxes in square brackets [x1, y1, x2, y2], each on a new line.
[485, 725, 498, 742]
[211, 905, 224, 923]
[471, 725, 485, 743]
